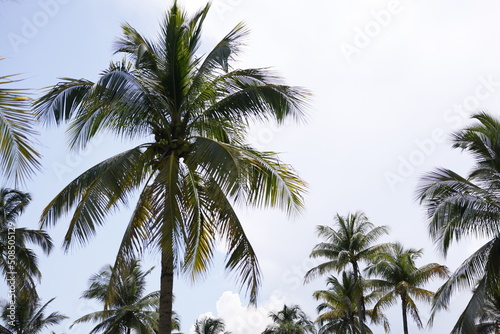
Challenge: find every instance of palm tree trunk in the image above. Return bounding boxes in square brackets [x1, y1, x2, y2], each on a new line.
[158, 250, 174, 334]
[401, 295, 409, 334]
[351, 261, 366, 334]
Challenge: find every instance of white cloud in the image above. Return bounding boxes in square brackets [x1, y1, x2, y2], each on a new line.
[191, 291, 287, 334]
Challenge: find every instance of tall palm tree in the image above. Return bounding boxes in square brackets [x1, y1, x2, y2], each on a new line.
[71, 259, 160, 334]
[33, 2, 308, 333]
[262, 304, 315, 334]
[417, 112, 500, 332]
[193, 317, 229, 334]
[365, 242, 449, 334]
[0, 60, 41, 184]
[0, 294, 67, 334]
[304, 212, 389, 334]
[0, 188, 52, 295]
[313, 272, 388, 334]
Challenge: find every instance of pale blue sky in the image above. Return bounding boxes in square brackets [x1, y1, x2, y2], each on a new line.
[2, 0, 500, 333]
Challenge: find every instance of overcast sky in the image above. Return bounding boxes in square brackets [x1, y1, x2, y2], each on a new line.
[2, 0, 500, 333]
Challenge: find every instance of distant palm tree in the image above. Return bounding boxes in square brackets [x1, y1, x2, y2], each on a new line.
[417, 112, 500, 332]
[193, 317, 229, 334]
[34, 2, 308, 333]
[0, 294, 67, 334]
[0, 188, 52, 295]
[71, 259, 159, 334]
[313, 272, 388, 334]
[365, 242, 449, 334]
[0, 60, 40, 184]
[305, 212, 390, 334]
[262, 304, 315, 334]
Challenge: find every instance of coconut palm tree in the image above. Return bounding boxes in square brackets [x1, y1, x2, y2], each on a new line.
[34, 3, 308, 333]
[313, 272, 388, 334]
[304, 212, 389, 334]
[447, 283, 500, 334]
[71, 259, 160, 334]
[0, 60, 41, 184]
[473, 289, 500, 334]
[262, 304, 315, 334]
[193, 317, 228, 334]
[365, 242, 449, 334]
[0, 294, 67, 334]
[417, 112, 500, 332]
[0, 188, 52, 296]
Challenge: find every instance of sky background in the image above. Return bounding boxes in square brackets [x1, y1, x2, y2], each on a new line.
[1, 0, 500, 333]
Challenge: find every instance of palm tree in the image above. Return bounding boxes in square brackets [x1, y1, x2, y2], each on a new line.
[71, 259, 160, 334]
[0, 294, 67, 334]
[0, 60, 41, 184]
[474, 289, 500, 334]
[34, 4, 308, 333]
[0, 188, 52, 295]
[365, 242, 449, 334]
[313, 272, 388, 334]
[417, 112, 500, 332]
[262, 304, 315, 334]
[304, 211, 389, 334]
[193, 317, 229, 334]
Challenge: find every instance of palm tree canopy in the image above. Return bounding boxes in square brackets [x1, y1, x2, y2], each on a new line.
[0, 295, 67, 334]
[365, 242, 448, 331]
[0, 188, 52, 294]
[305, 211, 389, 282]
[417, 112, 500, 329]
[194, 317, 229, 334]
[0, 61, 41, 184]
[313, 272, 389, 334]
[33, 1, 309, 309]
[263, 304, 315, 334]
[473, 287, 500, 334]
[72, 259, 160, 334]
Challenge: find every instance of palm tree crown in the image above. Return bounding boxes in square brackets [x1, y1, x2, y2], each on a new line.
[0, 295, 67, 334]
[34, 2, 308, 333]
[305, 211, 389, 334]
[0, 188, 52, 295]
[72, 259, 160, 334]
[305, 212, 389, 281]
[262, 304, 315, 334]
[417, 112, 500, 332]
[313, 272, 388, 334]
[193, 317, 229, 334]
[365, 242, 448, 334]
